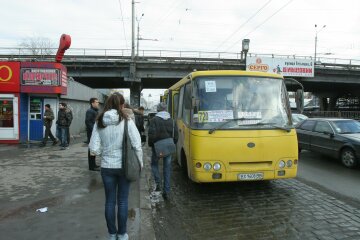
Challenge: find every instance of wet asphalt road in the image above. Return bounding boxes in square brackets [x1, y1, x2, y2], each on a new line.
[149, 152, 360, 240]
[298, 150, 360, 203]
[0, 139, 142, 240]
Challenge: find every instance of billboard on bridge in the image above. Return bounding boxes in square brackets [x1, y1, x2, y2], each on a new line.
[246, 56, 314, 77]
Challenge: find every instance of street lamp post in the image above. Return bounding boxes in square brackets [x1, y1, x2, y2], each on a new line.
[241, 39, 250, 69]
[136, 14, 158, 57]
[136, 13, 144, 57]
[131, 0, 135, 61]
[314, 24, 326, 63]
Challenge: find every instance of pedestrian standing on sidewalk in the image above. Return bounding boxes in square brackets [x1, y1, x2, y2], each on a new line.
[56, 102, 72, 150]
[89, 93, 143, 240]
[134, 106, 145, 133]
[148, 102, 178, 200]
[40, 104, 58, 147]
[123, 102, 135, 121]
[85, 97, 100, 171]
[65, 104, 73, 145]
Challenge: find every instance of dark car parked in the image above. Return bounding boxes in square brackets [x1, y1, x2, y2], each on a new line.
[296, 118, 360, 168]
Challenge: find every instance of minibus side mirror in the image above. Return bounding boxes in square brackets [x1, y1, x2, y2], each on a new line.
[295, 89, 304, 113]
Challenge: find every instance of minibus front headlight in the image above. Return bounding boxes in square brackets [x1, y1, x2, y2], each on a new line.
[279, 160, 286, 169]
[286, 160, 293, 168]
[203, 162, 212, 171]
[213, 163, 221, 171]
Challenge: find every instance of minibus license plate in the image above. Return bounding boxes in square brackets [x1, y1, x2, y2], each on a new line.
[238, 173, 264, 180]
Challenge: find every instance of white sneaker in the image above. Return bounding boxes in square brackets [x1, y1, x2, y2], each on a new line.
[118, 233, 128, 240]
[108, 234, 117, 240]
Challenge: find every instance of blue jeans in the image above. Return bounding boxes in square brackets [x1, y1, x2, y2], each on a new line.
[101, 168, 130, 235]
[59, 127, 68, 147]
[151, 147, 172, 194]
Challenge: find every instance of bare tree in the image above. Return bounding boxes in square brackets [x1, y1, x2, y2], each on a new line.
[19, 37, 55, 55]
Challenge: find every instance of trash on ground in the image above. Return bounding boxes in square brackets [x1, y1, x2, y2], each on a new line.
[36, 207, 48, 213]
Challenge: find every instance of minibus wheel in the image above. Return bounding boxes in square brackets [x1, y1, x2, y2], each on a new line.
[181, 149, 188, 176]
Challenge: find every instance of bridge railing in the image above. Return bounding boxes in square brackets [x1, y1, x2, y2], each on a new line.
[0, 47, 359, 67]
[305, 111, 360, 120]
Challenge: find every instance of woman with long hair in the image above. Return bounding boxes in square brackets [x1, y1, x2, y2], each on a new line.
[89, 93, 143, 240]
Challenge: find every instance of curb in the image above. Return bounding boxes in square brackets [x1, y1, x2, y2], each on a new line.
[139, 154, 156, 240]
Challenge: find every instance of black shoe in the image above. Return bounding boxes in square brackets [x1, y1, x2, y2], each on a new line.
[89, 167, 100, 171]
[155, 184, 161, 192]
[39, 143, 46, 147]
[52, 140, 59, 146]
[162, 192, 169, 200]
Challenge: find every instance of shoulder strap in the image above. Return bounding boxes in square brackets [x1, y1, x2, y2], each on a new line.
[172, 119, 174, 138]
[123, 119, 127, 147]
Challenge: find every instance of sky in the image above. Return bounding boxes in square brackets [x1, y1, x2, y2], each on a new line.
[1, 0, 359, 60]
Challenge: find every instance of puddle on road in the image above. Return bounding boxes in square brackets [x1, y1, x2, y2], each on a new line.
[128, 208, 136, 220]
[0, 195, 65, 222]
[87, 177, 103, 192]
[0, 176, 103, 222]
[48, 154, 62, 159]
[18, 143, 41, 149]
[149, 191, 163, 206]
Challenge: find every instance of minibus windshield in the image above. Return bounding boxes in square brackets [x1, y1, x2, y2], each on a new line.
[192, 76, 291, 130]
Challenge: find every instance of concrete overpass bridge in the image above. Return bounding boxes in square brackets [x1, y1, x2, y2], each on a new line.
[1, 48, 360, 110]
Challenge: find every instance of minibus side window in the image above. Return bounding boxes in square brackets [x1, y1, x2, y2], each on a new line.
[183, 83, 191, 125]
[166, 92, 171, 113]
[178, 86, 185, 119]
[173, 93, 179, 119]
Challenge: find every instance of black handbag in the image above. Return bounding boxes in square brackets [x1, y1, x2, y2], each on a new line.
[122, 120, 141, 181]
[141, 134, 147, 143]
[154, 138, 176, 158]
[153, 120, 176, 158]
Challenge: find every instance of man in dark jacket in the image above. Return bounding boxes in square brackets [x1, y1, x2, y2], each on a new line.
[134, 106, 146, 142]
[57, 102, 72, 150]
[148, 102, 178, 200]
[40, 104, 58, 147]
[85, 98, 100, 171]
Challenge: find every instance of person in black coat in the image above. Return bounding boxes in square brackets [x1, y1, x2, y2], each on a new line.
[148, 102, 178, 200]
[134, 106, 146, 142]
[56, 102, 73, 150]
[40, 104, 58, 146]
[85, 98, 100, 171]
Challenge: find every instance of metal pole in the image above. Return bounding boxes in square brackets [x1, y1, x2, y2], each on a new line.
[131, 0, 135, 61]
[314, 33, 317, 63]
[137, 20, 140, 57]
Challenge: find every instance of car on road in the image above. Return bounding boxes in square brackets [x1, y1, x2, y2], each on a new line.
[296, 118, 360, 168]
[291, 113, 308, 126]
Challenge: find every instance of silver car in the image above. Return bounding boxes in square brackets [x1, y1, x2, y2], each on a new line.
[292, 113, 308, 126]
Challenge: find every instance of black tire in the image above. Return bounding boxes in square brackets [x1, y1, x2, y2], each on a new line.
[340, 148, 358, 168]
[181, 150, 188, 176]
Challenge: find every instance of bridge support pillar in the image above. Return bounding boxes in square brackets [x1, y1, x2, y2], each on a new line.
[130, 82, 142, 108]
[320, 97, 329, 111]
[329, 97, 338, 111]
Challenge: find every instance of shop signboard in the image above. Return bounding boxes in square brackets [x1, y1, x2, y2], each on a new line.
[246, 56, 314, 77]
[0, 62, 20, 92]
[20, 62, 67, 94]
[21, 68, 60, 86]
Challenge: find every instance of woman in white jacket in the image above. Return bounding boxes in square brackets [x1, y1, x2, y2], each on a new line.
[89, 93, 143, 240]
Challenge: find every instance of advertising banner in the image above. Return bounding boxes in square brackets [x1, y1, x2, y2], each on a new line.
[20, 62, 67, 94]
[0, 62, 20, 92]
[246, 56, 314, 77]
[21, 68, 60, 86]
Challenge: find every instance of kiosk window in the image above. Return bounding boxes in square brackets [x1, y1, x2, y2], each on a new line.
[0, 99, 14, 128]
[30, 98, 42, 120]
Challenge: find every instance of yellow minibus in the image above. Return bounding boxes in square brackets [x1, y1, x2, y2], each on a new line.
[164, 70, 301, 182]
